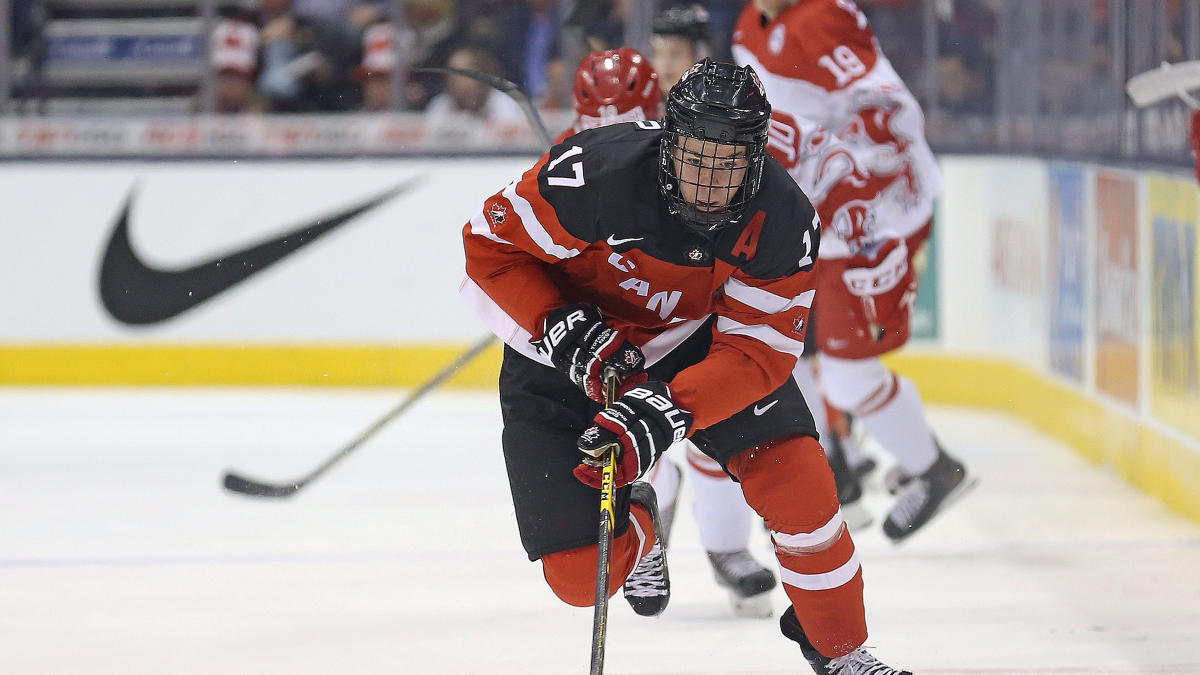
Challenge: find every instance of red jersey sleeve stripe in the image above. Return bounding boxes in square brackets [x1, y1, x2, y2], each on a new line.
[724, 277, 815, 314]
[715, 316, 807, 360]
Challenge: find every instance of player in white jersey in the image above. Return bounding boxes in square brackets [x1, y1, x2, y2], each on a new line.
[733, 0, 976, 542]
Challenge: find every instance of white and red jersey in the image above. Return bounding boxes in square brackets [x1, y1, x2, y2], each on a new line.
[460, 122, 822, 430]
[732, 0, 941, 259]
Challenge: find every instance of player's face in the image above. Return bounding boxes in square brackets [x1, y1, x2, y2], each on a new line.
[671, 136, 750, 212]
[650, 35, 697, 92]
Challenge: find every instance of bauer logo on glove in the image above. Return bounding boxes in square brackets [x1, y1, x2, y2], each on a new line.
[532, 303, 646, 403]
[574, 380, 693, 489]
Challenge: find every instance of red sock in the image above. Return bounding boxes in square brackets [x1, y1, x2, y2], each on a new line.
[729, 435, 867, 658]
[540, 503, 657, 607]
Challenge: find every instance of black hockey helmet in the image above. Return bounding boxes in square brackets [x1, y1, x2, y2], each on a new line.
[659, 59, 771, 233]
[652, 4, 713, 46]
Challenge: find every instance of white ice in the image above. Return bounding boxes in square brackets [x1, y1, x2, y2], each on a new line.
[1, 388, 1198, 674]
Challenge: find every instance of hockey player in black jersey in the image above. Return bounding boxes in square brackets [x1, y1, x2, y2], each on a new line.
[461, 59, 911, 674]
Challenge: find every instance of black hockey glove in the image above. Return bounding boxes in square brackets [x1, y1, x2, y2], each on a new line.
[533, 303, 646, 404]
[574, 380, 694, 489]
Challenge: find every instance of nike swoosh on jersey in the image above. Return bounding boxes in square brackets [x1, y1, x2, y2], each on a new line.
[606, 235, 645, 246]
[98, 178, 418, 325]
[753, 400, 780, 416]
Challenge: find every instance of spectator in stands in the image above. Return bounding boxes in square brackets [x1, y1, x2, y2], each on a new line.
[493, 0, 568, 108]
[860, 0, 995, 115]
[693, 0, 741, 63]
[423, 45, 526, 145]
[256, 0, 359, 111]
[859, 0, 923, 86]
[292, 0, 379, 30]
[10, 0, 36, 58]
[354, 22, 396, 112]
[396, 0, 466, 110]
[209, 19, 267, 114]
[573, 0, 630, 51]
[934, 0, 995, 115]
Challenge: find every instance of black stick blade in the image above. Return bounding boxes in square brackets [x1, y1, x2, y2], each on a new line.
[222, 471, 302, 498]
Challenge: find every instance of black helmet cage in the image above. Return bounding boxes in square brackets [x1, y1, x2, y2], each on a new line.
[659, 60, 771, 233]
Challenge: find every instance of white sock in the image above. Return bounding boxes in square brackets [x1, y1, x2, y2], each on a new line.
[820, 355, 938, 477]
[857, 375, 938, 476]
[646, 450, 681, 512]
[685, 444, 755, 553]
[840, 419, 870, 468]
[790, 357, 832, 442]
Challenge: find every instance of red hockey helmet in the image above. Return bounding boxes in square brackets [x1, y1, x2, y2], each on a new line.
[573, 47, 663, 130]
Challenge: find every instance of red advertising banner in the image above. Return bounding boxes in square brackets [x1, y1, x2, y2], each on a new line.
[1093, 171, 1139, 406]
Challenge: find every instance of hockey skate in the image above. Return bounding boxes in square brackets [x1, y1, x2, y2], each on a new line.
[824, 432, 873, 531]
[707, 549, 777, 618]
[882, 465, 912, 496]
[851, 456, 877, 481]
[833, 412, 877, 482]
[622, 481, 671, 617]
[883, 447, 978, 543]
[780, 606, 912, 675]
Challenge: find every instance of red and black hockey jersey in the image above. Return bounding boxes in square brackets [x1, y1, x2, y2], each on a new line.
[461, 121, 820, 430]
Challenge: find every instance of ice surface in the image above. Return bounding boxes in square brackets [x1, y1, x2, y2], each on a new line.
[1, 388, 1198, 674]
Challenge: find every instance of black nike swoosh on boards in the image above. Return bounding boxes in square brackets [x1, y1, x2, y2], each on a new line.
[98, 178, 419, 325]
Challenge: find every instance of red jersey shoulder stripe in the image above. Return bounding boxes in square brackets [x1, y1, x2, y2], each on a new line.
[509, 152, 588, 260]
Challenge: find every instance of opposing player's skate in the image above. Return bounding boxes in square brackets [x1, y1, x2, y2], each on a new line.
[882, 464, 912, 496]
[883, 446, 978, 542]
[623, 481, 671, 616]
[707, 548, 777, 617]
[824, 432, 873, 531]
[780, 606, 912, 675]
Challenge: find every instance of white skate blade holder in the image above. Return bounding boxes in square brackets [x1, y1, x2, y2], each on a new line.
[840, 500, 874, 532]
[1127, 60, 1200, 108]
[726, 588, 774, 619]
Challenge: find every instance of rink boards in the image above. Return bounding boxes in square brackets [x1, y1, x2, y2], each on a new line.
[1, 154, 1198, 521]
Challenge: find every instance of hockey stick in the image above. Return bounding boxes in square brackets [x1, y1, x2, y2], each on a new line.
[412, 66, 555, 147]
[1126, 60, 1200, 108]
[589, 369, 622, 675]
[222, 333, 496, 497]
[222, 73, 556, 499]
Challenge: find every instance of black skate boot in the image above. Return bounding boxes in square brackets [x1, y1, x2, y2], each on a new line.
[883, 446, 978, 543]
[780, 606, 912, 675]
[851, 456, 877, 481]
[622, 481, 671, 617]
[824, 431, 872, 531]
[707, 549, 777, 618]
[835, 412, 877, 481]
[883, 465, 912, 496]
